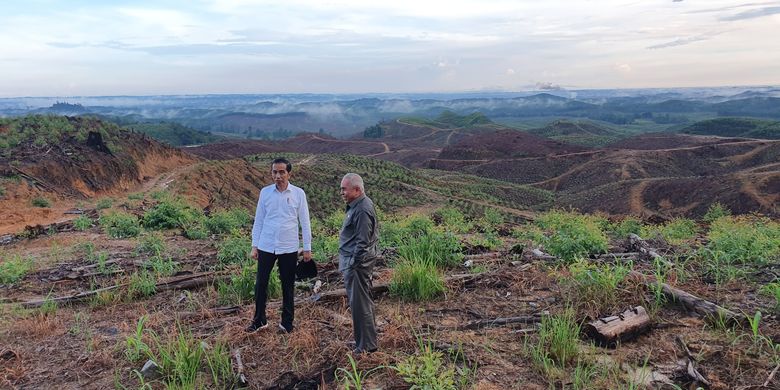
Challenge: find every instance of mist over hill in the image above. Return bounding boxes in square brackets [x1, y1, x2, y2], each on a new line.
[1, 86, 779, 140]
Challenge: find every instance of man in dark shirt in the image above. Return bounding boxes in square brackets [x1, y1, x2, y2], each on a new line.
[339, 173, 379, 354]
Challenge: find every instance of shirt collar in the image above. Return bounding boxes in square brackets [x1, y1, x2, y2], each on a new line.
[346, 194, 366, 211]
[273, 183, 293, 193]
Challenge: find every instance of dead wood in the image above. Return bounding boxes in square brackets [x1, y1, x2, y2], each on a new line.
[19, 271, 227, 308]
[232, 349, 248, 388]
[627, 234, 674, 267]
[458, 313, 548, 330]
[583, 306, 651, 347]
[629, 271, 741, 324]
[675, 335, 711, 386]
[528, 248, 556, 261]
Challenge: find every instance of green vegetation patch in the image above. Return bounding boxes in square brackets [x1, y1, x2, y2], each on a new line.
[532, 210, 609, 262]
[0, 254, 34, 284]
[100, 211, 142, 238]
[390, 258, 446, 302]
[704, 215, 780, 265]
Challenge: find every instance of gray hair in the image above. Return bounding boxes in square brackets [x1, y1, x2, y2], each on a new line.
[342, 173, 365, 192]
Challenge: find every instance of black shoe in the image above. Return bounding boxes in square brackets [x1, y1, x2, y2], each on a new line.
[245, 321, 268, 333]
[277, 323, 293, 334]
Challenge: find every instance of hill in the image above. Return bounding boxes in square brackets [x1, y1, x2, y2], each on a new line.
[123, 122, 223, 146]
[524, 119, 624, 146]
[0, 115, 197, 233]
[428, 128, 780, 218]
[681, 117, 780, 139]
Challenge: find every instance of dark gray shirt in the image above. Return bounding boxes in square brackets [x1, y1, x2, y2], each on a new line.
[338, 195, 379, 271]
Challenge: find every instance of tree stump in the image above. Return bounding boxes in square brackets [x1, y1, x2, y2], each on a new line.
[584, 306, 651, 347]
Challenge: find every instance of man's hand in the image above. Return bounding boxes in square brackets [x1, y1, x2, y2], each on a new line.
[250, 247, 259, 260]
[302, 250, 312, 262]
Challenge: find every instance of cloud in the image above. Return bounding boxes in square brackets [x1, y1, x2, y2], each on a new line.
[720, 6, 780, 20]
[646, 31, 724, 49]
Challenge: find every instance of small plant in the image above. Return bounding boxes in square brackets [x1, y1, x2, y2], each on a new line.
[312, 235, 340, 263]
[204, 340, 235, 388]
[145, 255, 178, 277]
[127, 271, 157, 299]
[216, 231, 251, 267]
[31, 196, 51, 208]
[394, 343, 457, 390]
[150, 326, 205, 388]
[565, 260, 630, 316]
[526, 310, 581, 374]
[217, 261, 276, 305]
[703, 202, 731, 224]
[137, 232, 167, 256]
[390, 258, 446, 302]
[704, 215, 780, 266]
[128, 192, 144, 201]
[335, 353, 383, 389]
[39, 294, 58, 315]
[125, 315, 152, 362]
[760, 282, 780, 313]
[0, 254, 33, 284]
[95, 197, 113, 210]
[477, 208, 504, 232]
[100, 211, 142, 238]
[72, 215, 92, 231]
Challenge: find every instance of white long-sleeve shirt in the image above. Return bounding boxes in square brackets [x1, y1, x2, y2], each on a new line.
[251, 183, 312, 254]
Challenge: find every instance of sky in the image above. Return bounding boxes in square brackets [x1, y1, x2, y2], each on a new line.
[1, 0, 779, 97]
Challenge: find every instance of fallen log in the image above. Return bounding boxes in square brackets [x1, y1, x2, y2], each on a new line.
[529, 248, 556, 261]
[310, 273, 487, 304]
[19, 271, 228, 308]
[583, 306, 652, 347]
[630, 271, 741, 324]
[459, 312, 548, 330]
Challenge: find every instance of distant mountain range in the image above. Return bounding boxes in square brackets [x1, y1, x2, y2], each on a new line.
[1, 86, 779, 138]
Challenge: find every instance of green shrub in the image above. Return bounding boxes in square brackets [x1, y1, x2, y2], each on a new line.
[127, 271, 157, 299]
[137, 232, 167, 256]
[100, 211, 142, 238]
[145, 255, 178, 277]
[394, 343, 457, 390]
[0, 255, 34, 284]
[72, 215, 92, 231]
[704, 216, 780, 265]
[390, 258, 446, 301]
[477, 208, 504, 232]
[216, 232, 251, 267]
[536, 211, 608, 262]
[127, 192, 144, 201]
[312, 235, 339, 263]
[95, 198, 113, 210]
[703, 202, 731, 224]
[434, 207, 472, 233]
[610, 217, 644, 238]
[31, 196, 50, 208]
[658, 218, 698, 244]
[205, 208, 251, 235]
[143, 197, 202, 230]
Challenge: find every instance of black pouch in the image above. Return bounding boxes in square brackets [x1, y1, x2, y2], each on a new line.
[295, 259, 318, 280]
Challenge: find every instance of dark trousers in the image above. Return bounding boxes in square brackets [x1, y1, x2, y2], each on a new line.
[343, 256, 377, 352]
[252, 250, 297, 330]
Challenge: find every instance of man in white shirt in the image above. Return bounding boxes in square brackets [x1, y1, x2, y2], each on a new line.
[246, 157, 312, 334]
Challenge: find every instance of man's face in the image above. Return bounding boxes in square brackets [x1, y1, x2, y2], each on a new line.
[340, 179, 361, 204]
[271, 162, 290, 188]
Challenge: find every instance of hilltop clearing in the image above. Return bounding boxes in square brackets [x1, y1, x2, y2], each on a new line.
[1, 201, 778, 389]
